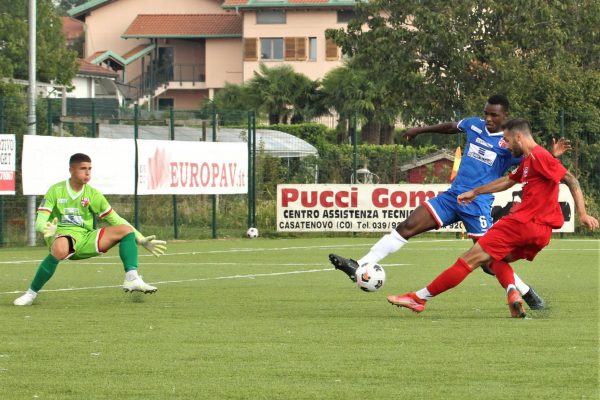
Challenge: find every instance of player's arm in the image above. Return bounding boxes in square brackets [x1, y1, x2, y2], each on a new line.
[403, 122, 460, 141]
[458, 176, 517, 205]
[561, 171, 599, 230]
[102, 210, 167, 256]
[550, 137, 571, 158]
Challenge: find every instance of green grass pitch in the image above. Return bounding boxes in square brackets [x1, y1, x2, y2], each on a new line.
[0, 237, 598, 399]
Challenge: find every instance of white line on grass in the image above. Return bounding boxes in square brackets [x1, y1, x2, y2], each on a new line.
[0, 263, 410, 295]
[0, 264, 409, 295]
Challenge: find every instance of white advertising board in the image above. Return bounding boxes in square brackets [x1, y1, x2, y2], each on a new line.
[136, 140, 247, 195]
[0, 134, 16, 195]
[22, 135, 135, 195]
[277, 184, 575, 233]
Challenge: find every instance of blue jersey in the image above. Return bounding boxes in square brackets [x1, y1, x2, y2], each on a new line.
[450, 117, 520, 200]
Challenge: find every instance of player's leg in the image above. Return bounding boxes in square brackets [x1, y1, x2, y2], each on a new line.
[98, 225, 157, 294]
[329, 195, 444, 281]
[387, 243, 491, 313]
[462, 202, 545, 310]
[14, 236, 72, 306]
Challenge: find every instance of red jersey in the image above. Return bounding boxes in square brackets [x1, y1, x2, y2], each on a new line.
[508, 145, 566, 228]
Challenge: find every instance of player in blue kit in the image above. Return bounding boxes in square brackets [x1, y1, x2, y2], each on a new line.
[329, 95, 570, 310]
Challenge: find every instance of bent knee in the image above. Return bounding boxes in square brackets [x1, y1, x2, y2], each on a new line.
[50, 237, 71, 260]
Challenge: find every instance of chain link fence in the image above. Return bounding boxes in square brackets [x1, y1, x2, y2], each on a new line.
[0, 96, 598, 246]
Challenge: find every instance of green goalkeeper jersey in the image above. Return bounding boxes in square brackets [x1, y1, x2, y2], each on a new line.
[37, 180, 112, 236]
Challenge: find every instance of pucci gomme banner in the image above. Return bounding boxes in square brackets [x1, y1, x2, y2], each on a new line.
[136, 140, 247, 195]
[0, 134, 17, 195]
[277, 184, 575, 233]
[22, 135, 135, 195]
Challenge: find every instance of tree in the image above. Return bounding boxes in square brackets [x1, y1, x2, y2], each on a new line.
[0, 0, 78, 88]
[55, 0, 89, 16]
[327, 0, 600, 210]
[246, 63, 321, 125]
[327, 0, 600, 130]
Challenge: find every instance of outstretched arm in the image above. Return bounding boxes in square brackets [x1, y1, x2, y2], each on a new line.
[550, 137, 572, 158]
[403, 122, 460, 141]
[458, 176, 517, 205]
[561, 171, 599, 230]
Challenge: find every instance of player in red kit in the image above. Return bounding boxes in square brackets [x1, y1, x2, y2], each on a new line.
[387, 118, 599, 318]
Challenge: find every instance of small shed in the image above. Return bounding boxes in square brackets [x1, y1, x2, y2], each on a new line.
[400, 149, 456, 183]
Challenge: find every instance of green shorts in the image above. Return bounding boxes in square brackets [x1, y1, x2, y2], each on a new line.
[53, 229, 104, 260]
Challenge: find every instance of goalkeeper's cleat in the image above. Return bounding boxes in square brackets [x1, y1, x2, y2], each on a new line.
[387, 292, 426, 313]
[14, 290, 37, 306]
[123, 276, 157, 294]
[507, 288, 526, 318]
[328, 254, 358, 282]
[522, 286, 545, 310]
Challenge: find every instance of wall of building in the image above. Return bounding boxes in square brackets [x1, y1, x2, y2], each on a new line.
[83, 0, 223, 58]
[156, 89, 209, 110]
[242, 10, 347, 81]
[205, 38, 244, 87]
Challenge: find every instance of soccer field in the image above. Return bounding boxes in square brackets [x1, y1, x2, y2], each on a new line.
[0, 237, 598, 399]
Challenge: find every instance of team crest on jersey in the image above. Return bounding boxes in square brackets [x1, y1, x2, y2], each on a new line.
[81, 197, 90, 208]
[523, 167, 529, 177]
[498, 138, 507, 148]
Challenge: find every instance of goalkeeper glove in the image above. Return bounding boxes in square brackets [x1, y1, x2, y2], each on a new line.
[136, 235, 167, 257]
[43, 217, 58, 239]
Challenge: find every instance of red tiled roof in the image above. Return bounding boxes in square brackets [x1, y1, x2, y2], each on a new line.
[77, 59, 118, 78]
[121, 44, 151, 59]
[85, 51, 106, 63]
[123, 14, 242, 37]
[61, 16, 84, 40]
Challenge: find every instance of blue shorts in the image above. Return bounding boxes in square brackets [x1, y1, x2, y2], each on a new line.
[423, 190, 493, 238]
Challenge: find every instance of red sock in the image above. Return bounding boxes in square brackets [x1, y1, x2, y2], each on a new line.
[426, 258, 473, 296]
[489, 260, 515, 289]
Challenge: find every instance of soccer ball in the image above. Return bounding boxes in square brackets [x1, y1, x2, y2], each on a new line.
[246, 227, 259, 239]
[356, 262, 385, 292]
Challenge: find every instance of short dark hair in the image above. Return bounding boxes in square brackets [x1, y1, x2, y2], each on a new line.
[69, 153, 91, 165]
[487, 94, 509, 112]
[502, 118, 532, 135]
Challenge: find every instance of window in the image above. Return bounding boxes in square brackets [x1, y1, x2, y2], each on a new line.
[325, 38, 339, 61]
[261, 38, 284, 60]
[244, 38, 258, 61]
[158, 98, 174, 110]
[337, 10, 356, 23]
[309, 37, 317, 61]
[285, 37, 307, 61]
[256, 10, 286, 24]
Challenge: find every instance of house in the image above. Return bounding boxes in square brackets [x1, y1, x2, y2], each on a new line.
[61, 16, 85, 47]
[68, 0, 357, 110]
[400, 149, 456, 184]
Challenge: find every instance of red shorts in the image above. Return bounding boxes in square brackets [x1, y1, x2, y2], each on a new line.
[478, 216, 553, 262]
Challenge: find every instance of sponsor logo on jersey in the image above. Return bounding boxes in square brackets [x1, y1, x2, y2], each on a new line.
[475, 137, 493, 148]
[467, 143, 497, 166]
[81, 197, 90, 208]
[471, 125, 482, 134]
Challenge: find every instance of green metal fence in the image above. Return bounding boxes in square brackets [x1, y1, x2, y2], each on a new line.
[0, 95, 598, 247]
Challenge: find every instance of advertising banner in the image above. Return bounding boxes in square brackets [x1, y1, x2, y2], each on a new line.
[136, 140, 247, 195]
[277, 184, 575, 233]
[22, 135, 135, 195]
[0, 134, 16, 195]
[22, 136, 248, 196]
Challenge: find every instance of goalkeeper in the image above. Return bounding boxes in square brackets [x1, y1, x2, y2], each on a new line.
[14, 153, 167, 306]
